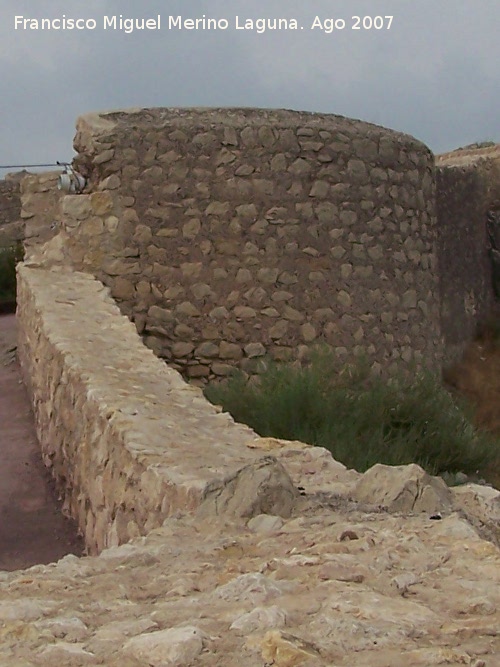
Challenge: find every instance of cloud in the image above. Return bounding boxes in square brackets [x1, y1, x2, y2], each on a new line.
[0, 0, 499, 171]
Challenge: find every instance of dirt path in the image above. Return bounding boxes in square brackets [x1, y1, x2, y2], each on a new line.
[0, 314, 83, 571]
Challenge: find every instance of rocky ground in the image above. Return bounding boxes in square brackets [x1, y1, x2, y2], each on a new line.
[0, 319, 499, 665]
[0, 479, 498, 666]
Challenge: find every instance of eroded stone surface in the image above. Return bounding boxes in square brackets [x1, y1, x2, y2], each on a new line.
[352, 463, 453, 513]
[0, 505, 498, 665]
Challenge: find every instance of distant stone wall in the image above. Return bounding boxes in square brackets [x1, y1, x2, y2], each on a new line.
[21, 171, 64, 250]
[436, 146, 500, 360]
[0, 172, 24, 245]
[29, 107, 443, 380]
[0, 174, 22, 225]
[0, 170, 65, 248]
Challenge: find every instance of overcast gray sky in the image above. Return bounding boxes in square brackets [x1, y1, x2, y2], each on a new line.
[1, 0, 498, 172]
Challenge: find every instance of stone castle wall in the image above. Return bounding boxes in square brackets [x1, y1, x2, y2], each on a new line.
[0, 172, 24, 245]
[0, 170, 65, 247]
[6, 113, 500, 665]
[19, 109, 500, 377]
[30, 108, 443, 379]
[20, 171, 64, 249]
[0, 176, 20, 223]
[436, 146, 500, 358]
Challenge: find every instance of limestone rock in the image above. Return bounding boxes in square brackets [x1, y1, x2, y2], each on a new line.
[123, 626, 204, 666]
[36, 642, 96, 665]
[260, 630, 322, 666]
[198, 457, 298, 519]
[230, 605, 287, 633]
[0, 599, 49, 622]
[452, 483, 500, 542]
[39, 616, 89, 641]
[213, 573, 288, 605]
[247, 513, 284, 533]
[244, 342, 266, 358]
[147, 305, 175, 326]
[352, 463, 453, 513]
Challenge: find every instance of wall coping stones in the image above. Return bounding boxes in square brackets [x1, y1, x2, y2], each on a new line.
[75, 106, 431, 154]
[63, 105, 443, 379]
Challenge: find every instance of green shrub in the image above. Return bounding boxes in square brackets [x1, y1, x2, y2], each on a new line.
[0, 242, 24, 306]
[204, 350, 498, 476]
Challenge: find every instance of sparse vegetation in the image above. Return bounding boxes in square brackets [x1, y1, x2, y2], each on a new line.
[458, 140, 496, 150]
[0, 242, 24, 309]
[205, 349, 498, 478]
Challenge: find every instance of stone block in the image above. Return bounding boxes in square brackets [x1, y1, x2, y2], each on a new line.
[90, 191, 113, 216]
[244, 343, 266, 358]
[337, 290, 352, 308]
[257, 268, 279, 284]
[175, 302, 201, 317]
[80, 217, 105, 236]
[288, 158, 312, 175]
[186, 364, 210, 378]
[235, 164, 255, 176]
[269, 320, 289, 340]
[278, 272, 298, 286]
[219, 341, 243, 360]
[191, 283, 213, 300]
[402, 289, 418, 308]
[61, 195, 92, 221]
[270, 154, 287, 171]
[272, 291, 293, 303]
[234, 306, 257, 319]
[199, 457, 298, 519]
[182, 219, 201, 239]
[236, 268, 252, 284]
[123, 626, 204, 667]
[301, 323, 317, 342]
[195, 342, 220, 358]
[261, 307, 280, 318]
[211, 362, 235, 376]
[282, 306, 304, 322]
[309, 181, 330, 198]
[352, 463, 453, 513]
[147, 305, 175, 325]
[98, 174, 121, 190]
[102, 258, 141, 276]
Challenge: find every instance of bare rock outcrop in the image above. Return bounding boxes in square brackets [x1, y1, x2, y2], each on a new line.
[352, 463, 453, 513]
[453, 483, 500, 545]
[198, 456, 299, 519]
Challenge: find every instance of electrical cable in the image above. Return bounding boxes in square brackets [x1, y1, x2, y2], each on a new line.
[0, 162, 70, 170]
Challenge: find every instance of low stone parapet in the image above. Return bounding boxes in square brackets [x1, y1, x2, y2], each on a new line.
[16, 265, 299, 554]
